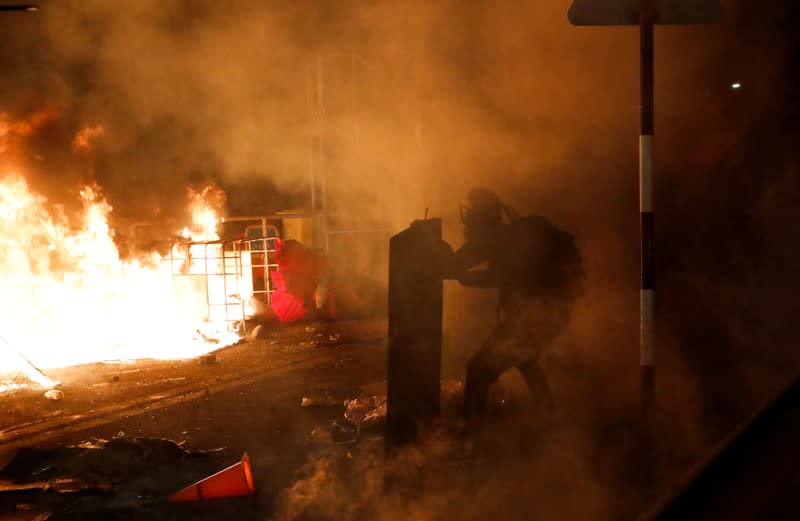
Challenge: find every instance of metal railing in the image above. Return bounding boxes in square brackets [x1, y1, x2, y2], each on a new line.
[169, 236, 279, 333]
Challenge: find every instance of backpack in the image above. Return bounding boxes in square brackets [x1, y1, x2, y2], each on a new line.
[493, 215, 585, 297]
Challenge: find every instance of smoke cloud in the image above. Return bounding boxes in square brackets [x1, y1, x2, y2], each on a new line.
[1, 0, 798, 517]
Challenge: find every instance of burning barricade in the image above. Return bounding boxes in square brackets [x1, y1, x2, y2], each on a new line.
[0, 173, 250, 390]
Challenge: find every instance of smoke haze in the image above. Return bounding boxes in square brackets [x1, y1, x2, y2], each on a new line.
[1, 0, 799, 517]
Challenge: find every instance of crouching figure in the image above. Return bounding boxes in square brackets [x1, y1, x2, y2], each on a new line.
[445, 189, 585, 420]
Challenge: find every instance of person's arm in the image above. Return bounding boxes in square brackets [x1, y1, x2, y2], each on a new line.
[458, 267, 495, 288]
[448, 240, 496, 287]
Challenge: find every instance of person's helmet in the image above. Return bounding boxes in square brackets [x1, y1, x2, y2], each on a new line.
[460, 188, 503, 230]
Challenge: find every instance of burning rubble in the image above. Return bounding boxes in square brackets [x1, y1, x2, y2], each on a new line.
[0, 171, 247, 391]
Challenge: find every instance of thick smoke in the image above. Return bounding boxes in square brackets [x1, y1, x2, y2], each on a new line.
[1, 0, 798, 517]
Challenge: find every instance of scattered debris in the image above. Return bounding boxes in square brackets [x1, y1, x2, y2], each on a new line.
[250, 324, 269, 340]
[344, 395, 387, 432]
[43, 390, 63, 401]
[304, 326, 316, 333]
[0, 477, 113, 494]
[330, 420, 358, 445]
[0, 381, 28, 393]
[303, 393, 387, 446]
[1, 437, 225, 485]
[0, 437, 232, 519]
[1, 336, 60, 389]
[306, 427, 333, 445]
[313, 332, 341, 348]
[300, 390, 341, 408]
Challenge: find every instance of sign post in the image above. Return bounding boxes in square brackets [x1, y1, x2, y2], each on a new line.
[568, 0, 721, 413]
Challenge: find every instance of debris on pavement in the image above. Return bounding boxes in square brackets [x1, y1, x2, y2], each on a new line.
[300, 390, 341, 408]
[0, 437, 233, 518]
[304, 416, 374, 447]
[306, 427, 334, 445]
[303, 393, 388, 447]
[0, 476, 113, 494]
[343, 395, 387, 432]
[313, 332, 341, 348]
[43, 389, 63, 401]
[1, 437, 225, 488]
[249, 324, 269, 340]
[330, 420, 359, 445]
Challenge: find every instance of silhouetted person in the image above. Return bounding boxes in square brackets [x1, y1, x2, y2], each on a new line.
[447, 189, 585, 421]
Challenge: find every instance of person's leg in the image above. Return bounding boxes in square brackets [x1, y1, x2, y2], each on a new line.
[464, 341, 514, 421]
[511, 298, 573, 411]
[515, 359, 555, 411]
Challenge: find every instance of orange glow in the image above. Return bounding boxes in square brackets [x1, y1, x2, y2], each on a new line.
[0, 173, 240, 386]
[0, 109, 57, 155]
[71, 124, 105, 153]
[185, 184, 224, 240]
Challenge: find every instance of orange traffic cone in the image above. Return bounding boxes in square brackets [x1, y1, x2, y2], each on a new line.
[168, 453, 255, 502]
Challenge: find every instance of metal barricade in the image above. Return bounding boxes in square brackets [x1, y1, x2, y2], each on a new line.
[169, 236, 279, 334]
[239, 236, 279, 305]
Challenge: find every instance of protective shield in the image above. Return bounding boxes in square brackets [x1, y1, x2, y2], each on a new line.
[386, 219, 443, 452]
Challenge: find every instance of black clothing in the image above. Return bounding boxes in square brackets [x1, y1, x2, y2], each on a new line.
[452, 215, 584, 420]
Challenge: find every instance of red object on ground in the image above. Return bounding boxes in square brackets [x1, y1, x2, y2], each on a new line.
[167, 453, 255, 502]
[268, 239, 333, 323]
[269, 271, 308, 322]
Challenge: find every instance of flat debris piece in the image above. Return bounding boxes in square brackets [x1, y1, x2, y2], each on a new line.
[0, 478, 113, 494]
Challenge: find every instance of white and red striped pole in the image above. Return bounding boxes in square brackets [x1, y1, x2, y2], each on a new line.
[640, 0, 655, 413]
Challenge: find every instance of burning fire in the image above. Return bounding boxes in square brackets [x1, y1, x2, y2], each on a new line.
[71, 124, 105, 153]
[185, 184, 225, 241]
[0, 173, 241, 389]
[0, 109, 57, 157]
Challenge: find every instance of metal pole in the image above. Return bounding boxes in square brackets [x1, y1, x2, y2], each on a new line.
[351, 54, 360, 152]
[640, 0, 655, 413]
[306, 66, 316, 250]
[317, 55, 328, 253]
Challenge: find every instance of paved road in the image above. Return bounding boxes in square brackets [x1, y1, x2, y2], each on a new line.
[0, 320, 387, 519]
[5, 317, 785, 521]
[1, 320, 385, 453]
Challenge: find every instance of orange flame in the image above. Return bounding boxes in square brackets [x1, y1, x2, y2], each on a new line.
[71, 124, 105, 153]
[0, 173, 240, 386]
[0, 109, 57, 156]
[185, 184, 225, 240]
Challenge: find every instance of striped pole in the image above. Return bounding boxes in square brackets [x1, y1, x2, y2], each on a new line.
[640, 0, 655, 413]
